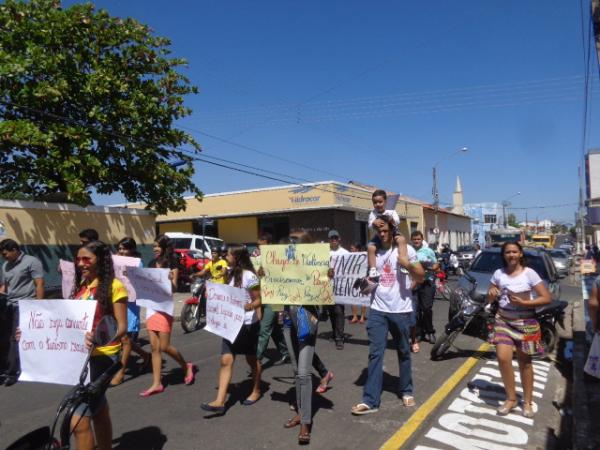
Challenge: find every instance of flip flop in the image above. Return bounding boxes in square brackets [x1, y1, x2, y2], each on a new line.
[351, 403, 379, 415]
[284, 416, 301, 428]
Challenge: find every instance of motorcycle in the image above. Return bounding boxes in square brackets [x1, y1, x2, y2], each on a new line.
[180, 277, 206, 333]
[7, 316, 121, 450]
[430, 272, 567, 360]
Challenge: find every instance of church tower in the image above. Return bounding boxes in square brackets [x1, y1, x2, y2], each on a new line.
[452, 176, 464, 215]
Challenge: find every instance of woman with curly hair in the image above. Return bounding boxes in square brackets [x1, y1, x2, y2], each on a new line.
[201, 245, 263, 414]
[140, 234, 196, 396]
[70, 241, 128, 450]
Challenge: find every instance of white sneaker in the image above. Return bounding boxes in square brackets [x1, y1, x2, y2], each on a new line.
[368, 267, 379, 278]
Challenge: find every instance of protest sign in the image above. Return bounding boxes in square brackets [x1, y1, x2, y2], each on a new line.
[127, 267, 173, 315]
[19, 299, 96, 385]
[204, 282, 246, 342]
[112, 254, 141, 302]
[59, 259, 75, 299]
[260, 243, 334, 305]
[331, 252, 370, 306]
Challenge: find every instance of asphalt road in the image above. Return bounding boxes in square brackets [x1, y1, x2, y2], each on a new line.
[0, 275, 575, 450]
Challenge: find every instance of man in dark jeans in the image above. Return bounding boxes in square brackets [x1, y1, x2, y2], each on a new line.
[328, 230, 348, 350]
[410, 231, 439, 345]
[0, 239, 45, 386]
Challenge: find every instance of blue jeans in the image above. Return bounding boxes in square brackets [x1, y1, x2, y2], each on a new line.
[363, 309, 413, 408]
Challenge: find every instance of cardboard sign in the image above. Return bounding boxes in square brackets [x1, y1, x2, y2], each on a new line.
[260, 243, 334, 305]
[331, 252, 370, 306]
[204, 282, 246, 342]
[127, 267, 173, 315]
[112, 255, 141, 302]
[59, 259, 76, 299]
[581, 259, 597, 275]
[18, 299, 97, 385]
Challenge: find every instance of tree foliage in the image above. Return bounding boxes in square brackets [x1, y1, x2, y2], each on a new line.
[0, 0, 202, 214]
[507, 213, 519, 228]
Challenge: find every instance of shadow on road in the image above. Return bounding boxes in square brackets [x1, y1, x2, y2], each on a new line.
[113, 426, 167, 449]
[431, 347, 496, 361]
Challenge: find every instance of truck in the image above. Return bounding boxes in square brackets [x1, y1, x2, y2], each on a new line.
[0, 199, 156, 295]
[530, 233, 555, 249]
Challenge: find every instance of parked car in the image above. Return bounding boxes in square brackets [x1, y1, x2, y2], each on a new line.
[455, 245, 478, 269]
[165, 232, 224, 259]
[456, 247, 561, 317]
[548, 249, 570, 277]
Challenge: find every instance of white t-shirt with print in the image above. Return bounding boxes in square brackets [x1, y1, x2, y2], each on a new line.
[330, 246, 349, 268]
[371, 245, 418, 313]
[229, 270, 261, 325]
[368, 209, 400, 228]
[490, 267, 543, 310]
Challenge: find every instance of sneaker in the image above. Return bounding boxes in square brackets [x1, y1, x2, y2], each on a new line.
[368, 267, 379, 278]
[335, 341, 344, 350]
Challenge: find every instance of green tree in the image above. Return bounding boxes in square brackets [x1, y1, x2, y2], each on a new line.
[0, 0, 201, 214]
[507, 213, 519, 228]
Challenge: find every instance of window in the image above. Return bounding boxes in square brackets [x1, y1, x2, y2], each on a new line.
[410, 222, 418, 233]
[484, 214, 497, 224]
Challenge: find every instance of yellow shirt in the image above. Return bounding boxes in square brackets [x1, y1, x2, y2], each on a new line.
[205, 259, 228, 284]
[74, 278, 127, 356]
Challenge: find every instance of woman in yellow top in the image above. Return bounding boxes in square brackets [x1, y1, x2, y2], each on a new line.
[70, 241, 128, 450]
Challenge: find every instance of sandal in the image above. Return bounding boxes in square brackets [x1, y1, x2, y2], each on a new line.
[497, 398, 519, 416]
[351, 403, 379, 415]
[284, 415, 301, 429]
[316, 371, 334, 393]
[402, 395, 416, 407]
[522, 402, 535, 418]
[184, 363, 198, 385]
[411, 342, 420, 353]
[298, 426, 311, 445]
[359, 317, 366, 324]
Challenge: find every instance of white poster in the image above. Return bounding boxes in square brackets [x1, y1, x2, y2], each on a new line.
[204, 282, 246, 342]
[18, 299, 97, 385]
[59, 259, 76, 299]
[111, 255, 141, 302]
[331, 252, 371, 306]
[127, 267, 173, 315]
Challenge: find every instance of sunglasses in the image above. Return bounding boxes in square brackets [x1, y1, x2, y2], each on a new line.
[75, 256, 93, 264]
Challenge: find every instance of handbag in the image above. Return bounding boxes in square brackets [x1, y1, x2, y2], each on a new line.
[584, 332, 600, 378]
[296, 306, 317, 342]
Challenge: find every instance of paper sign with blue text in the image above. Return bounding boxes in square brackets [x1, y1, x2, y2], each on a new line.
[260, 243, 333, 305]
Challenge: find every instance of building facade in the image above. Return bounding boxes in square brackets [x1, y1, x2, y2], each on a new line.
[463, 202, 504, 244]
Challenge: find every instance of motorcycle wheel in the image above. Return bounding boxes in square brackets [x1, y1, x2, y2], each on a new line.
[430, 330, 460, 360]
[540, 322, 557, 354]
[181, 303, 201, 333]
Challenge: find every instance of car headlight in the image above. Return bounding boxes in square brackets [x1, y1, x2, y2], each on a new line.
[555, 262, 565, 269]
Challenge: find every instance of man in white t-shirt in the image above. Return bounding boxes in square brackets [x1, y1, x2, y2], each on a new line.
[351, 217, 424, 415]
[328, 229, 349, 350]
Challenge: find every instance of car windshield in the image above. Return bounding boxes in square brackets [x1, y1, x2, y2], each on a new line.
[549, 250, 566, 258]
[470, 252, 549, 279]
[170, 238, 192, 249]
[490, 234, 520, 243]
[532, 237, 550, 243]
[457, 245, 474, 252]
[205, 238, 223, 250]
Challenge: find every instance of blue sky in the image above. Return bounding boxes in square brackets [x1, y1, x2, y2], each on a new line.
[69, 0, 600, 223]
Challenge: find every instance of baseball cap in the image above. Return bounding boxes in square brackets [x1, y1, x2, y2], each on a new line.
[328, 230, 340, 239]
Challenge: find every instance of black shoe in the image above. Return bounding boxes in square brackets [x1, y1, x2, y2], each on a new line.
[429, 333, 437, 344]
[200, 403, 225, 414]
[4, 375, 18, 387]
[335, 341, 344, 350]
[274, 355, 290, 365]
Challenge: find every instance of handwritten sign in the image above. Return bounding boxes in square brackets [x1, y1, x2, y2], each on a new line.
[260, 243, 333, 305]
[127, 267, 173, 315]
[332, 252, 370, 306]
[204, 282, 246, 342]
[18, 299, 97, 385]
[59, 259, 76, 299]
[112, 255, 141, 302]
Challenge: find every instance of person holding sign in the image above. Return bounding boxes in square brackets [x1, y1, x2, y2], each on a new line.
[487, 241, 551, 418]
[110, 237, 151, 386]
[351, 216, 424, 415]
[70, 241, 128, 450]
[201, 245, 263, 414]
[141, 235, 196, 397]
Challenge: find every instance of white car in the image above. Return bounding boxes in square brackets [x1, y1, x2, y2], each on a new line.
[165, 232, 224, 259]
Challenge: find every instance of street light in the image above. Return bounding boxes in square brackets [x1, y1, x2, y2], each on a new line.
[433, 147, 468, 244]
[501, 192, 521, 228]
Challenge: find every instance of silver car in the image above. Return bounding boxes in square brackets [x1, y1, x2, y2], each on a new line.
[548, 249, 570, 277]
